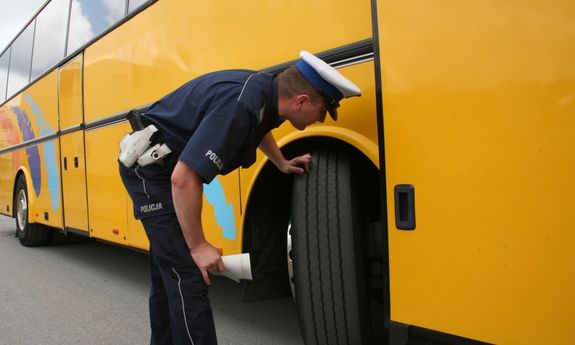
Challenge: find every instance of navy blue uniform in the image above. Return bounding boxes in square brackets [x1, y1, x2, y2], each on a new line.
[119, 70, 282, 345]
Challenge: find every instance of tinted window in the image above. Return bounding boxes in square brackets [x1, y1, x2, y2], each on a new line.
[7, 22, 35, 98]
[67, 0, 127, 54]
[31, 0, 70, 80]
[128, 0, 148, 12]
[0, 50, 9, 103]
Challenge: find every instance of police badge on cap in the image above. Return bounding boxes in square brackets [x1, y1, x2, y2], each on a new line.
[295, 51, 361, 120]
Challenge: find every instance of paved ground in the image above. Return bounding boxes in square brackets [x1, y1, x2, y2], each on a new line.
[0, 216, 302, 345]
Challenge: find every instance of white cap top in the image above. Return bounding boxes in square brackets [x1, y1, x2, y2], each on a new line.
[296, 51, 361, 119]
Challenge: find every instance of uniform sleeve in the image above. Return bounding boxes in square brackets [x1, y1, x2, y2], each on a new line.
[178, 101, 252, 183]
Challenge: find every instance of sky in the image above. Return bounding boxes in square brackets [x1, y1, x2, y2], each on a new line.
[0, 0, 46, 53]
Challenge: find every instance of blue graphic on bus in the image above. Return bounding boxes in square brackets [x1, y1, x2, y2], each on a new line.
[12, 106, 42, 197]
[203, 177, 236, 240]
[26, 95, 60, 212]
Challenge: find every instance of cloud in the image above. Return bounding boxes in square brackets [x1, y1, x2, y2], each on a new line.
[0, 0, 44, 52]
[67, 0, 95, 54]
[31, 0, 69, 79]
[66, 0, 126, 54]
[103, 0, 126, 25]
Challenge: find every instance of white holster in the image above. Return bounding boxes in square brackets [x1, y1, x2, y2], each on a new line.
[137, 143, 172, 166]
[119, 125, 171, 167]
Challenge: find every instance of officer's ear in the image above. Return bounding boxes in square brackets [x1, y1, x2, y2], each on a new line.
[294, 94, 310, 110]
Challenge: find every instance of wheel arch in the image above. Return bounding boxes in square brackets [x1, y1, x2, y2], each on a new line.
[241, 126, 380, 244]
[240, 131, 382, 301]
[242, 129, 380, 249]
[12, 168, 36, 219]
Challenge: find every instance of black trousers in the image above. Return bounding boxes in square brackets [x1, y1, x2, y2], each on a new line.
[119, 159, 218, 345]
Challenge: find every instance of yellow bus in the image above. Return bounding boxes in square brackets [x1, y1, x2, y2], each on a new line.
[0, 0, 573, 344]
[0, 0, 381, 344]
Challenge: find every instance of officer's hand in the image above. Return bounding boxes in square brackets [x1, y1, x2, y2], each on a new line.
[281, 153, 312, 174]
[190, 241, 225, 285]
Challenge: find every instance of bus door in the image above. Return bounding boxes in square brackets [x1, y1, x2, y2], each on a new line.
[373, 1, 575, 344]
[58, 54, 89, 234]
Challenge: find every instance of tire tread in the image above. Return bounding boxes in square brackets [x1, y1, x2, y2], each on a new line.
[293, 151, 363, 345]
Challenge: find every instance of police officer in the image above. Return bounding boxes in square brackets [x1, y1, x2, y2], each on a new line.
[118, 51, 360, 345]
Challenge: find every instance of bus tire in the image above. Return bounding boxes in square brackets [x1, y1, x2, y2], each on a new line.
[14, 175, 53, 247]
[291, 151, 367, 345]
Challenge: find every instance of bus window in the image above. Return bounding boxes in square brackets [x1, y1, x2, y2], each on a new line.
[7, 22, 35, 98]
[0, 50, 9, 103]
[128, 0, 148, 13]
[31, 0, 70, 81]
[67, 0, 127, 55]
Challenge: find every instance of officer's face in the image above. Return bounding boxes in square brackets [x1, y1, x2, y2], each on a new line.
[303, 100, 327, 124]
[290, 96, 327, 130]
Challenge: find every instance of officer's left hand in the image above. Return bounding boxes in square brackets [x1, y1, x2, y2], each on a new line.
[281, 153, 312, 174]
[190, 241, 225, 285]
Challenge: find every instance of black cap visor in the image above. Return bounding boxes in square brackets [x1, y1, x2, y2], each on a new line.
[323, 96, 340, 121]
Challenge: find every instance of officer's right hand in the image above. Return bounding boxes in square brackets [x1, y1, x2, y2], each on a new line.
[280, 153, 312, 174]
[190, 241, 225, 285]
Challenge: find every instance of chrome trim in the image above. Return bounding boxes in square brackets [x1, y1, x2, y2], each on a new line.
[0, 133, 59, 155]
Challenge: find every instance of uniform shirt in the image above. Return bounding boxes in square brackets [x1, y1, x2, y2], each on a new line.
[143, 70, 283, 183]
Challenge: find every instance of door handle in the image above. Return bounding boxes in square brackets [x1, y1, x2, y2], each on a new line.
[74, 157, 79, 168]
[394, 184, 416, 230]
[63, 157, 67, 171]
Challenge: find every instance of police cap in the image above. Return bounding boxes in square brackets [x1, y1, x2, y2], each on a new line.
[295, 50, 361, 120]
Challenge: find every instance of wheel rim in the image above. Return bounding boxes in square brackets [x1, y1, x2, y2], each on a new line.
[287, 222, 295, 299]
[16, 189, 27, 232]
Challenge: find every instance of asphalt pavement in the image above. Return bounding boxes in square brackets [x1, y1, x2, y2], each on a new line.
[0, 215, 302, 345]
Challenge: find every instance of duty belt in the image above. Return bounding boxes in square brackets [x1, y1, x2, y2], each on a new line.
[118, 109, 172, 168]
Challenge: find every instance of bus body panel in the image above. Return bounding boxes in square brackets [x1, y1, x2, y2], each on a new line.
[60, 131, 89, 232]
[59, 55, 83, 129]
[376, 0, 575, 343]
[0, 71, 63, 229]
[85, 124, 130, 244]
[59, 54, 89, 232]
[26, 71, 62, 229]
[0, 109, 16, 216]
[201, 172, 244, 256]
